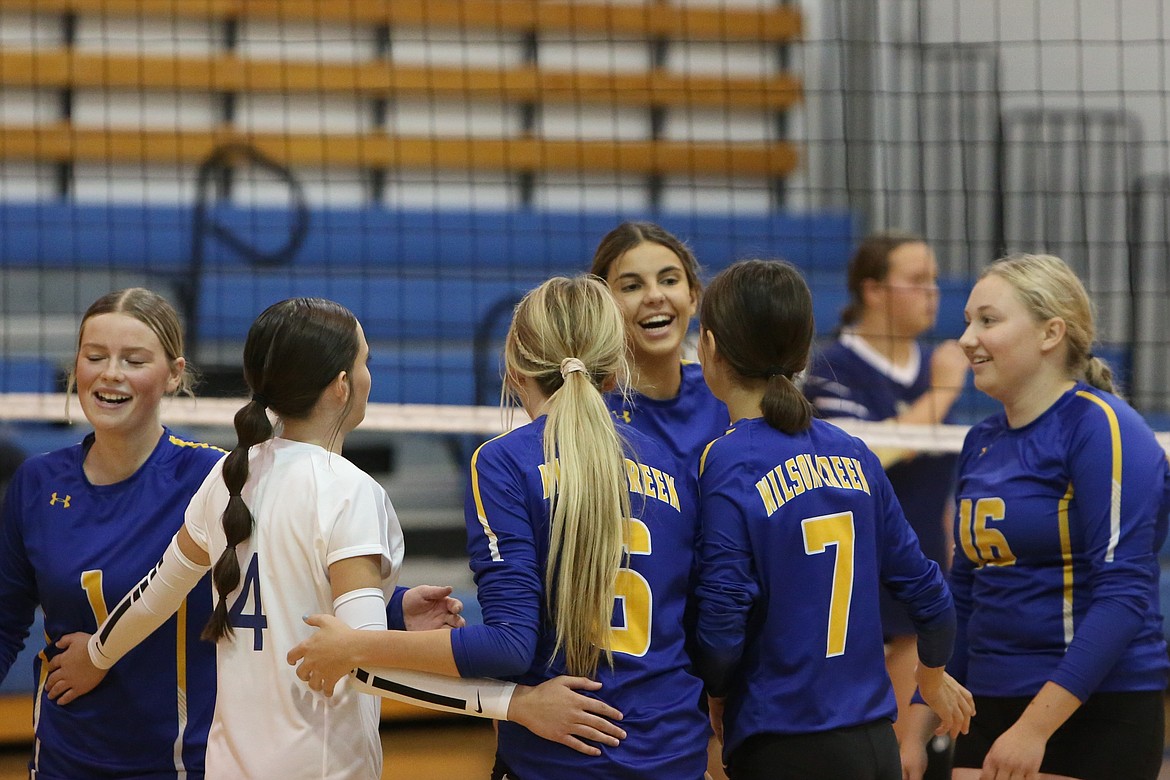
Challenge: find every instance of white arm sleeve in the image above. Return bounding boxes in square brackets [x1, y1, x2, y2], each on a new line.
[350, 666, 516, 721]
[88, 535, 208, 669]
[332, 587, 516, 719]
[333, 588, 388, 631]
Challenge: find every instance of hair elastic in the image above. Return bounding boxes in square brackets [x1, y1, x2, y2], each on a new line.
[251, 392, 269, 408]
[560, 357, 587, 378]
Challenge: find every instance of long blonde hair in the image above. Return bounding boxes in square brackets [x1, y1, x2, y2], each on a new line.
[983, 253, 1115, 394]
[504, 275, 632, 676]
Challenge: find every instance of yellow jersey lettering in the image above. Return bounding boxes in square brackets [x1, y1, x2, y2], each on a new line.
[756, 476, 779, 516]
[830, 457, 851, 489]
[537, 462, 559, 499]
[816, 456, 843, 489]
[624, 459, 642, 496]
[851, 458, 871, 494]
[798, 454, 822, 490]
[639, 464, 658, 500]
[651, 468, 670, 506]
[841, 458, 864, 492]
[785, 458, 807, 497]
[661, 472, 680, 511]
[766, 469, 789, 508]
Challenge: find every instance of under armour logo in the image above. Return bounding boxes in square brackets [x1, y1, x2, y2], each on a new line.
[49, 492, 71, 508]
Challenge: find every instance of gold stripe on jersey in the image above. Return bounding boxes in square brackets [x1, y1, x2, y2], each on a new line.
[699, 430, 731, 477]
[1074, 391, 1123, 562]
[33, 627, 50, 772]
[470, 438, 507, 562]
[755, 454, 871, 517]
[1058, 483, 1075, 646]
[173, 600, 188, 773]
[166, 434, 228, 453]
[81, 570, 108, 623]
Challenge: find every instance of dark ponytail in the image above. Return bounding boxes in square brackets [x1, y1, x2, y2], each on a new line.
[759, 373, 814, 435]
[701, 259, 815, 434]
[201, 298, 360, 643]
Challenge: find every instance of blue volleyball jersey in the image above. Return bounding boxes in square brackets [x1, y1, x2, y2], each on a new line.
[805, 335, 940, 423]
[695, 417, 952, 758]
[455, 418, 710, 779]
[950, 383, 1170, 701]
[605, 361, 729, 474]
[803, 335, 959, 631]
[0, 430, 222, 779]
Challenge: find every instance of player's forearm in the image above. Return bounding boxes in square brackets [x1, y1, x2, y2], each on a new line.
[1014, 681, 1082, 741]
[89, 535, 206, 668]
[896, 386, 961, 427]
[350, 666, 514, 718]
[348, 628, 460, 677]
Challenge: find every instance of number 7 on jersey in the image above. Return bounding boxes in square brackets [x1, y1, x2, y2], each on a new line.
[801, 511, 856, 658]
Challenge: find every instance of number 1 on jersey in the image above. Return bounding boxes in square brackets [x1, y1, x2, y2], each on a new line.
[228, 553, 268, 651]
[81, 570, 109, 624]
[801, 511, 856, 658]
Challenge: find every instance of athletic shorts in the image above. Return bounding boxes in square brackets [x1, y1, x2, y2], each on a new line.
[725, 719, 900, 780]
[952, 690, 1164, 780]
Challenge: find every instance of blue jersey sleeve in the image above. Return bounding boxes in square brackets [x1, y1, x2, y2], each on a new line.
[386, 586, 407, 631]
[867, 448, 955, 665]
[1048, 398, 1167, 701]
[0, 468, 38, 681]
[451, 439, 542, 679]
[694, 442, 760, 697]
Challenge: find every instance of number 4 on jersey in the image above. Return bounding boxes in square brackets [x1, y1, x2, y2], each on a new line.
[228, 553, 268, 650]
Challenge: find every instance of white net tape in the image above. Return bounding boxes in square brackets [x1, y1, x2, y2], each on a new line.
[6, 392, 1170, 456]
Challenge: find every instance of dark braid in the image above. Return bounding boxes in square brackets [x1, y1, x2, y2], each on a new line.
[201, 297, 359, 643]
[201, 398, 272, 641]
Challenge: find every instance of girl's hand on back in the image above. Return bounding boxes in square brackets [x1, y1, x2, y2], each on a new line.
[287, 613, 361, 695]
[507, 676, 626, 756]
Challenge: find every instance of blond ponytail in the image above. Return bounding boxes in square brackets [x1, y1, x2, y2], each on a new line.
[504, 276, 631, 676]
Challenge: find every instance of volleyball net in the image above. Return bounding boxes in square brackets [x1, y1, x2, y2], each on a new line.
[1, 0, 1169, 453]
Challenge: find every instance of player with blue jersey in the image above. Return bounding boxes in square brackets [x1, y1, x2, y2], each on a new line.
[464, 414, 708, 779]
[285, 276, 708, 778]
[591, 222, 729, 470]
[0, 288, 221, 779]
[904, 255, 1169, 780]
[694, 260, 973, 780]
[801, 232, 969, 768]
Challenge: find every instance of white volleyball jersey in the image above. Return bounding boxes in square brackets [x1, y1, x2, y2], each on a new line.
[185, 437, 403, 780]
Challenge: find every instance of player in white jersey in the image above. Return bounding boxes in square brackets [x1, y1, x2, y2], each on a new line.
[42, 297, 610, 779]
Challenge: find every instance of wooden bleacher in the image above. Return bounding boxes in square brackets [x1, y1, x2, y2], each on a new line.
[0, 0, 802, 179]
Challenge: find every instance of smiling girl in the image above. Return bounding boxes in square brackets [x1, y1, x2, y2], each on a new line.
[0, 288, 223, 778]
[905, 254, 1169, 780]
[590, 222, 730, 472]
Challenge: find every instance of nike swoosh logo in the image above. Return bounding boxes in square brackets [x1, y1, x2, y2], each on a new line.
[475, 692, 483, 714]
